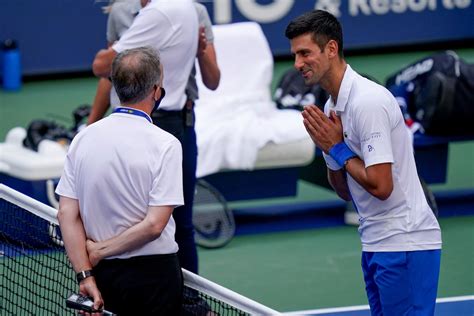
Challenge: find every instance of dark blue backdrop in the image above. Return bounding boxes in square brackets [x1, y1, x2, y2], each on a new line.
[0, 0, 107, 76]
[1, 0, 472, 75]
[201, 0, 474, 56]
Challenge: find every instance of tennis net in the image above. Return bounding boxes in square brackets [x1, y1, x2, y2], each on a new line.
[0, 184, 279, 315]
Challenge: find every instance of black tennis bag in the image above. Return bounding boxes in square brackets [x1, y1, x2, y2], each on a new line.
[274, 68, 328, 111]
[274, 68, 380, 112]
[386, 51, 474, 136]
[23, 104, 91, 151]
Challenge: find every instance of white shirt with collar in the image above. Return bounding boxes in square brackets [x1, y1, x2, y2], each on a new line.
[106, 0, 142, 44]
[324, 65, 441, 252]
[112, 0, 198, 111]
[56, 107, 184, 258]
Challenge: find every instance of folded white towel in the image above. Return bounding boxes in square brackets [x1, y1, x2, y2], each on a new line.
[194, 22, 311, 178]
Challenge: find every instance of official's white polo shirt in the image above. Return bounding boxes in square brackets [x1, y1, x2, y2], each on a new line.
[112, 0, 198, 111]
[56, 108, 184, 258]
[324, 65, 441, 252]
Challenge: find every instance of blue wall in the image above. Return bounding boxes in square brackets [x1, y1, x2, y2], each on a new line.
[201, 0, 474, 56]
[1, 0, 473, 76]
[0, 0, 107, 75]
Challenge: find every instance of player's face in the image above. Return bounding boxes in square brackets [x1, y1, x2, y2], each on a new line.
[290, 33, 330, 86]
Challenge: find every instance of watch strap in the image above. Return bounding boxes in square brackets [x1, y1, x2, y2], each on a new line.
[76, 270, 94, 284]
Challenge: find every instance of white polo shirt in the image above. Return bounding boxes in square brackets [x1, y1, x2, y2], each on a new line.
[106, 0, 141, 44]
[56, 108, 183, 258]
[324, 65, 441, 252]
[112, 0, 198, 111]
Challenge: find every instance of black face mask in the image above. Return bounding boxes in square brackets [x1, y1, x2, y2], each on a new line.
[152, 87, 166, 113]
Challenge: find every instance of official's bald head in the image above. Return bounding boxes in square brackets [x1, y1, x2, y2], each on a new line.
[111, 46, 162, 105]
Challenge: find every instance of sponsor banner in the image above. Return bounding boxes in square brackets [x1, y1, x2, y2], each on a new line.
[201, 0, 474, 56]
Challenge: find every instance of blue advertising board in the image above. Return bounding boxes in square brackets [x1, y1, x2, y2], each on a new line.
[0, 0, 472, 75]
[201, 0, 474, 56]
[0, 0, 107, 76]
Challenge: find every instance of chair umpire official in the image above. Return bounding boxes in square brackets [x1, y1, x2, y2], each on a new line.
[56, 46, 184, 315]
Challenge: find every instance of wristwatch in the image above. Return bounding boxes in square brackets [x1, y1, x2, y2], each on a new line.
[76, 270, 94, 284]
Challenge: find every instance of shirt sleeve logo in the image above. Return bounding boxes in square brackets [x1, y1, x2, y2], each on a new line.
[368, 145, 374, 152]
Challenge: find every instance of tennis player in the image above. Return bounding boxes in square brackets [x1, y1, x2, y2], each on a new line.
[285, 10, 442, 316]
[56, 46, 184, 314]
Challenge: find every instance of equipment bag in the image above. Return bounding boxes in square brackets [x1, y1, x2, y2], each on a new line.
[23, 105, 91, 151]
[386, 51, 474, 136]
[274, 68, 380, 112]
[274, 68, 328, 111]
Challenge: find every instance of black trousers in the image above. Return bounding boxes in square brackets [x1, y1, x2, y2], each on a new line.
[93, 253, 183, 315]
[152, 106, 199, 273]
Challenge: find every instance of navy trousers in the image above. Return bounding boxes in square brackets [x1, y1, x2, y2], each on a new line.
[152, 107, 198, 273]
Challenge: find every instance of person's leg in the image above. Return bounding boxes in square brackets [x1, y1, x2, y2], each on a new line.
[93, 259, 129, 314]
[371, 250, 440, 316]
[152, 113, 198, 273]
[174, 122, 198, 273]
[372, 252, 413, 316]
[95, 255, 182, 315]
[120, 254, 183, 315]
[407, 249, 441, 315]
[361, 252, 383, 316]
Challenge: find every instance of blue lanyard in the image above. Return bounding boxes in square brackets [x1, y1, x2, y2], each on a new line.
[113, 107, 152, 123]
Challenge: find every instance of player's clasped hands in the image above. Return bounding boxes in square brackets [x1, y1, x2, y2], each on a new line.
[302, 105, 344, 153]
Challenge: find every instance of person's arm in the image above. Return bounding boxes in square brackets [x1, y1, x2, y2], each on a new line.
[302, 105, 393, 200]
[92, 48, 117, 78]
[95, 7, 172, 78]
[88, 41, 115, 124]
[88, 78, 112, 124]
[344, 159, 393, 200]
[197, 26, 220, 90]
[86, 205, 174, 266]
[326, 154, 393, 201]
[327, 169, 352, 201]
[57, 196, 103, 311]
[322, 152, 351, 200]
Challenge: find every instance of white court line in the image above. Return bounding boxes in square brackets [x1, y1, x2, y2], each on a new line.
[436, 295, 474, 303]
[283, 304, 370, 315]
[283, 295, 474, 315]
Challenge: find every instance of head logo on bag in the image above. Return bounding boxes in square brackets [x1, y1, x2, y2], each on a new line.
[387, 50, 474, 136]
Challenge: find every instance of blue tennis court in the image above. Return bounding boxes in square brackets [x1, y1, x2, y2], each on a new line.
[284, 296, 474, 315]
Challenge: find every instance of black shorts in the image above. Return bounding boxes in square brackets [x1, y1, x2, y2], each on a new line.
[93, 253, 183, 315]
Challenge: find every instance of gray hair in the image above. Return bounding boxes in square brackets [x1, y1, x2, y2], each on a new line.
[111, 46, 162, 105]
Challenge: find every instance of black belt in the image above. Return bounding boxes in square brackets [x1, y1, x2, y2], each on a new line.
[152, 108, 183, 119]
[152, 100, 195, 127]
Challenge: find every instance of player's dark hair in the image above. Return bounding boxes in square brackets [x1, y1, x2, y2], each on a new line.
[285, 10, 344, 58]
[111, 46, 162, 105]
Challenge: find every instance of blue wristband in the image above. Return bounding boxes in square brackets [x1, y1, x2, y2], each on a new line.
[328, 142, 357, 167]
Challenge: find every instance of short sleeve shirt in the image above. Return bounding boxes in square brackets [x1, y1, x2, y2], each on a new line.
[106, 0, 141, 44]
[324, 65, 441, 252]
[112, 0, 198, 111]
[56, 109, 183, 258]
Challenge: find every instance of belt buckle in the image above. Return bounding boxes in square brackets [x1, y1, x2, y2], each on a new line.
[184, 100, 194, 127]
